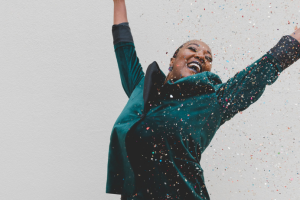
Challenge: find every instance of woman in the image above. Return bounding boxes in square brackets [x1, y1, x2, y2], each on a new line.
[107, 0, 300, 199]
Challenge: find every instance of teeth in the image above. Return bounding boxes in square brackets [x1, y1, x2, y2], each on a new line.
[188, 63, 201, 71]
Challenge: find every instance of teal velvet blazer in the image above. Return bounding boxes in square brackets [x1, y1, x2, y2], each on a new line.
[106, 23, 300, 199]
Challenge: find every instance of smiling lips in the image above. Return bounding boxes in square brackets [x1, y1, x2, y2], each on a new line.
[187, 61, 202, 73]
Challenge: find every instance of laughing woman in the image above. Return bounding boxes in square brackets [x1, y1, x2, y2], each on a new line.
[106, 0, 300, 199]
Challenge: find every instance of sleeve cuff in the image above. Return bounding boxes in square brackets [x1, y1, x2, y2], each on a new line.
[112, 22, 134, 45]
[267, 35, 300, 70]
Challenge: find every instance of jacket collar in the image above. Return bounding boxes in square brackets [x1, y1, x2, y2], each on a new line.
[143, 61, 223, 113]
[143, 61, 166, 113]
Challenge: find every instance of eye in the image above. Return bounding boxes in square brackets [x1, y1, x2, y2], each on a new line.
[188, 47, 197, 52]
[206, 56, 212, 62]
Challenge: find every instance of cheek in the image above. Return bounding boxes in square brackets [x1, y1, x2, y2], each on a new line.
[206, 62, 212, 71]
[174, 60, 188, 68]
[178, 51, 192, 60]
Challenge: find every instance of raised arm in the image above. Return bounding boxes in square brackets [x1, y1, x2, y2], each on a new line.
[113, 0, 128, 24]
[112, 0, 145, 98]
[215, 29, 300, 125]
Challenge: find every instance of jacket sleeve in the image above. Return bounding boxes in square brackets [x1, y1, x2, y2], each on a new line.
[215, 35, 300, 125]
[112, 22, 145, 98]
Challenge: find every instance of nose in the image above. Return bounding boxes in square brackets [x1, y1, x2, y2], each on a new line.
[194, 50, 205, 63]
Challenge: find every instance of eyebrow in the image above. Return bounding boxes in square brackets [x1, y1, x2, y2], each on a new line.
[187, 43, 212, 56]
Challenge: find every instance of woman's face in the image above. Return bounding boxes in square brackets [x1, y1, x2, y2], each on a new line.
[167, 40, 213, 82]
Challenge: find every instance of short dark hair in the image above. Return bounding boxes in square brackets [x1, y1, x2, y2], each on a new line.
[172, 41, 189, 59]
[172, 44, 184, 59]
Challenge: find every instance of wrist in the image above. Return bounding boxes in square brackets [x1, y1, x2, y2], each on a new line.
[290, 28, 300, 43]
[113, 0, 125, 4]
[267, 35, 300, 70]
[112, 22, 133, 45]
[113, 0, 128, 25]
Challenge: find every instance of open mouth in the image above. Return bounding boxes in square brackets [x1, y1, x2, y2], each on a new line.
[187, 61, 202, 73]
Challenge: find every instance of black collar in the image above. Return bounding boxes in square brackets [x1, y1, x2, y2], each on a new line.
[143, 61, 223, 113]
[143, 61, 166, 113]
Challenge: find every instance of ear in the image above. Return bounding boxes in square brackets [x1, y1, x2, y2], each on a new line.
[170, 57, 175, 66]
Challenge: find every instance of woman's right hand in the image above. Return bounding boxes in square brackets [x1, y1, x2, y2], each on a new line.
[113, 0, 128, 25]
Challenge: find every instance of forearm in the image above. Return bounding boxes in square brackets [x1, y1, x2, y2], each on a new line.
[290, 28, 300, 43]
[267, 32, 300, 70]
[217, 53, 281, 122]
[113, 0, 128, 25]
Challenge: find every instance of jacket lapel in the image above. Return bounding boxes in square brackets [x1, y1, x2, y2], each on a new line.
[142, 61, 222, 114]
[143, 61, 166, 113]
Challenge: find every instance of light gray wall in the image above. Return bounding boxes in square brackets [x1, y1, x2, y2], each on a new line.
[0, 0, 299, 199]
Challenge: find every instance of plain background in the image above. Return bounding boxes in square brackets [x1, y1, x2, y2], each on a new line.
[1, 0, 300, 199]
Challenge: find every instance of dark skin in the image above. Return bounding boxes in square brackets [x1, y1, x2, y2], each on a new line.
[164, 40, 213, 85]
